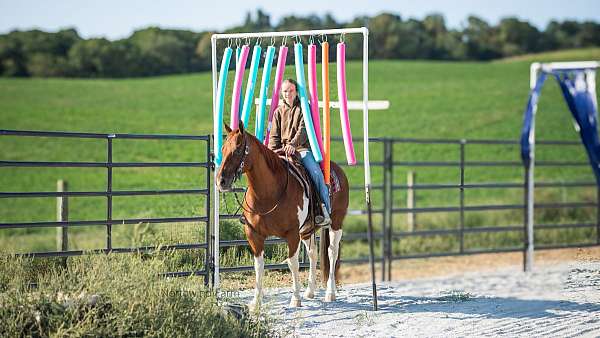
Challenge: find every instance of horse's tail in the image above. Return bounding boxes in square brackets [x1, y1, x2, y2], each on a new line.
[320, 227, 341, 283]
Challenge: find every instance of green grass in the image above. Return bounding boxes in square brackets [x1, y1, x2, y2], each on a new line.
[0, 253, 276, 337]
[1, 48, 599, 262]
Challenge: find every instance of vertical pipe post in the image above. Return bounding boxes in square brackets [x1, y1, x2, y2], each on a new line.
[387, 140, 394, 281]
[407, 171, 416, 232]
[106, 136, 113, 252]
[597, 187, 600, 245]
[381, 141, 387, 282]
[362, 28, 378, 311]
[384, 139, 393, 281]
[56, 180, 68, 252]
[524, 63, 539, 272]
[205, 138, 212, 286]
[459, 140, 466, 254]
[211, 35, 221, 289]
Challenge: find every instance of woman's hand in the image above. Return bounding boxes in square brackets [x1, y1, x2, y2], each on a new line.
[283, 144, 296, 156]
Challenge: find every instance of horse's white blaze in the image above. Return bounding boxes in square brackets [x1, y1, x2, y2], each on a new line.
[297, 191, 309, 230]
[287, 245, 302, 307]
[325, 229, 343, 302]
[249, 251, 264, 310]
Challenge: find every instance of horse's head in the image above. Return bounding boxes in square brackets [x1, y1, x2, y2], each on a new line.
[216, 122, 249, 192]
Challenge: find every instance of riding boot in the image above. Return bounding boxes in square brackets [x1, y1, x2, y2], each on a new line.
[314, 203, 331, 227]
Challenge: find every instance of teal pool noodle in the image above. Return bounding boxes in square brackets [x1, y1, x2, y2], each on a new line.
[255, 46, 276, 141]
[241, 45, 262, 128]
[294, 43, 323, 162]
[214, 47, 233, 167]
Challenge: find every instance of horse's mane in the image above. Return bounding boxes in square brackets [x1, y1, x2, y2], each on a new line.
[245, 132, 285, 173]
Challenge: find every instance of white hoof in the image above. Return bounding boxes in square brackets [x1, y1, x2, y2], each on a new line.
[304, 288, 315, 299]
[289, 297, 302, 307]
[324, 292, 336, 302]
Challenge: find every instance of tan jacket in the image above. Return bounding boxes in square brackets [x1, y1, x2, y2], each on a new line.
[267, 102, 310, 153]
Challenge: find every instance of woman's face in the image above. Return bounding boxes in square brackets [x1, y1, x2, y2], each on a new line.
[281, 81, 297, 106]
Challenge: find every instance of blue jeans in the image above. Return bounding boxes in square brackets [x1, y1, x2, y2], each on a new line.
[299, 151, 331, 213]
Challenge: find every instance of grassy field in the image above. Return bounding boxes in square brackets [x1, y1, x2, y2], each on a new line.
[1, 48, 598, 270]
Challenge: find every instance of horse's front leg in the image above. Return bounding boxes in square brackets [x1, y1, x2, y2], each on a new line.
[286, 232, 302, 307]
[302, 234, 318, 299]
[245, 226, 265, 312]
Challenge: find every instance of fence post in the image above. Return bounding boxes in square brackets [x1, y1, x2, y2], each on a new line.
[407, 171, 416, 232]
[106, 136, 114, 252]
[381, 139, 387, 282]
[205, 138, 212, 287]
[523, 164, 534, 272]
[385, 139, 393, 281]
[459, 140, 466, 254]
[597, 187, 600, 245]
[56, 180, 68, 252]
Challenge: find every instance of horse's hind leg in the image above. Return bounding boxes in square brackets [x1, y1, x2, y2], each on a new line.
[325, 228, 343, 302]
[302, 234, 318, 299]
[286, 232, 302, 307]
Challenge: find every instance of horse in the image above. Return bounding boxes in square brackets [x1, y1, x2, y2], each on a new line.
[216, 123, 349, 309]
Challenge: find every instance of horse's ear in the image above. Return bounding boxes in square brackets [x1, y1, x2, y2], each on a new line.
[224, 122, 232, 134]
[238, 121, 245, 134]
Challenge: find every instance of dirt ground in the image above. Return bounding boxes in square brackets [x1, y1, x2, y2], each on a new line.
[339, 246, 600, 283]
[220, 246, 600, 290]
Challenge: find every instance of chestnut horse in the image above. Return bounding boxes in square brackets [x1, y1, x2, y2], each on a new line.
[216, 123, 349, 309]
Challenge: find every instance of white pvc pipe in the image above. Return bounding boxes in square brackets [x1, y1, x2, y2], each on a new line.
[539, 61, 600, 72]
[210, 35, 220, 289]
[212, 27, 365, 40]
[254, 99, 390, 110]
[363, 27, 371, 192]
[210, 27, 371, 290]
[525, 62, 539, 273]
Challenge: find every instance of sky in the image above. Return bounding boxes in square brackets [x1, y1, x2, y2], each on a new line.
[1, 0, 599, 40]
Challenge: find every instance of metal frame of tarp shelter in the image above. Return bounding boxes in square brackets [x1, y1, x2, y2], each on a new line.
[525, 60, 600, 272]
[210, 27, 379, 310]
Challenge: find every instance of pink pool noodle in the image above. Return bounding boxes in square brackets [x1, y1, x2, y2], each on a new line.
[337, 42, 356, 165]
[264, 46, 288, 145]
[230, 45, 250, 130]
[307, 44, 325, 161]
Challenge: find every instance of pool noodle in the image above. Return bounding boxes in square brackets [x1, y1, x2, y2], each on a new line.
[294, 43, 323, 162]
[307, 44, 325, 162]
[264, 46, 288, 145]
[230, 45, 249, 130]
[321, 41, 331, 183]
[255, 45, 276, 142]
[214, 47, 233, 167]
[241, 45, 262, 128]
[337, 42, 356, 165]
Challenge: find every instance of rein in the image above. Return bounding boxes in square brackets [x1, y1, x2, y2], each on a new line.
[231, 133, 290, 217]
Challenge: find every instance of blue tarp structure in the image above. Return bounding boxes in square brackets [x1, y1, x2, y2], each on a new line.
[520, 68, 600, 185]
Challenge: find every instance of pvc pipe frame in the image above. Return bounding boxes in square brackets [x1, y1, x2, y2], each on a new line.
[525, 60, 600, 272]
[211, 27, 370, 290]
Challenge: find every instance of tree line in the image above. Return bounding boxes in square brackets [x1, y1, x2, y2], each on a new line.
[1, 9, 599, 78]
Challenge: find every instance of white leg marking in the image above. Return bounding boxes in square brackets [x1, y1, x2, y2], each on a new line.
[302, 234, 318, 299]
[287, 245, 302, 307]
[325, 229, 343, 302]
[248, 251, 264, 311]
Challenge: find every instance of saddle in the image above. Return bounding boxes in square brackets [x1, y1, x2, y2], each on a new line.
[277, 151, 341, 240]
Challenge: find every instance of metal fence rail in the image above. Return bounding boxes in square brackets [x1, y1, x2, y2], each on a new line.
[2, 130, 598, 284]
[0, 129, 212, 284]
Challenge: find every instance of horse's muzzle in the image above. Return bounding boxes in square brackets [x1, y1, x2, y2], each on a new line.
[217, 175, 233, 192]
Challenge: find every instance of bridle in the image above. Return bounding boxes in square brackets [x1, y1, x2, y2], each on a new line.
[226, 132, 290, 217]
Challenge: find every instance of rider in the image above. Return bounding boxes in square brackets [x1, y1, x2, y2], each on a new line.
[267, 78, 331, 226]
